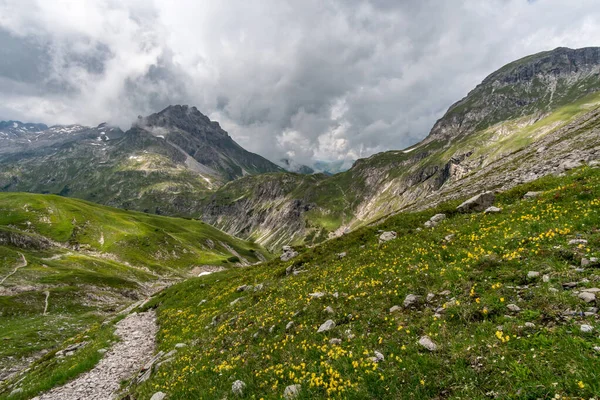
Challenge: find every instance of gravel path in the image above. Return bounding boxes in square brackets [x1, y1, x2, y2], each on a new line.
[34, 310, 157, 400]
[0, 253, 27, 285]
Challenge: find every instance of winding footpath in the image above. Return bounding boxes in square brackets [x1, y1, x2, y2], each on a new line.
[0, 253, 27, 285]
[34, 310, 157, 400]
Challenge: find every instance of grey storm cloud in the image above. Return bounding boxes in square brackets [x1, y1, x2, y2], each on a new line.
[1, 0, 600, 165]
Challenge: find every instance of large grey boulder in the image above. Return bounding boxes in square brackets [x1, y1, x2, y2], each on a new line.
[457, 191, 496, 213]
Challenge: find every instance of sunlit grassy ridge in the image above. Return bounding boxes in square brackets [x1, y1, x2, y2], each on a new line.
[133, 166, 600, 399]
[0, 193, 269, 398]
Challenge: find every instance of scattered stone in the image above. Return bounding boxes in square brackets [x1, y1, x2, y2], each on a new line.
[286, 321, 295, 331]
[150, 392, 167, 400]
[523, 191, 541, 200]
[324, 306, 335, 315]
[254, 283, 264, 291]
[444, 234, 455, 242]
[230, 297, 244, 306]
[549, 288, 559, 293]
[329, 338, 342, 345]
[283, 384, 302, 400]
[370, 351, 385, 363]
[418, 336, 438, 351]
[543, 275, 550, 283]
[174, 343, 186, 349]
[562, 282, 578, 289]
[438, 290, 451, 296]
[507, 304, 521, 312]
[281, 246, 299, 262]
[97, 348, 107, 354]
[345, 329, 355, 340]
[578, 292, 596, 303]
[317, 320, 336, 333]
[403, 294, 421, 308]
[457, 191, 495, 213]
[527, 271, 540, 278]
[583, 287, 600, 293]
[236, 285, 250, 292]
[310, 292, 326, 299]
[484, 206, 502, 214]
[379, 231, 397, 243]
[426, 293, 435, 302]
[594, 346, 600, 353]
[568, 239, 588, 245]
[524, 322, 535, 328]
[232, 380, 246, 396]
[580, 324, 594, 333]
[430, 214, 447, 223]
[582, 257, 599, 267]
[337, 252, 347, 259]
[9, 388, 23, 397]
[389, 305, 401, 313]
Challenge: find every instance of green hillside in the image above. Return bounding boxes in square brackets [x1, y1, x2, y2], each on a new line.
[0, 193, 269, 390]
[118, 165, 599, 399]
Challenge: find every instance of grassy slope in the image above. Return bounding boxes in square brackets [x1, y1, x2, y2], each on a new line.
[0, 193, 269, 398]
[131, 166, 600, 399]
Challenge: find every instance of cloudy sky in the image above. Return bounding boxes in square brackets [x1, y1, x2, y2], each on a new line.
[1, 0, 600, 164]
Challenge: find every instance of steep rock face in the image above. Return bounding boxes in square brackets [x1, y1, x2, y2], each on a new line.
[427, 47, 600, 143]
[137, 105, 284, 180]
[200, 173, 326, 249]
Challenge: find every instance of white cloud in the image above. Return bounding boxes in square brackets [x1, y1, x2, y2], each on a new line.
[0, 0, 600, 163]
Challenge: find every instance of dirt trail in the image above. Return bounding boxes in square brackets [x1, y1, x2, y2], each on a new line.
[0, 253, 27, 285]
[33, 310, 157, 400]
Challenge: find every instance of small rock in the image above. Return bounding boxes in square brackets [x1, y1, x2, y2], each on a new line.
[484, 206, 502, 214]
[345, 329, 355, 340]
[254, 283, 264, 291]
[389, 305, 401, 313]
[283, 384, 302, 400]
[507, 304, 521, 312]
[444, 234, 455, 242]
[310, 292, 326, 299]
[379, 231, 397, 243]
[371, 351, 385, 363]
[230, 297, 244, 306]
[524, 322, 535, 328]
[593, 346, 600, 352]
[438, 290, 451, 296]
[403, 294, 421, 308]
[150, 392, 167, 400]
[174, 343, 187, 349]
[236, 285, 250, 292]
[9, 388, 23, 397]
[430, 214, 446, 223]
[542, 275, 550, 283]
[317, 320, 336, 333]
[426, 293, 435, 302]
[232, 380, 246, 396]
[97, 348, 107, 354]
[329, 338, 342, 345]
[286, 321, 295, 331]
[527, 271, 540, 278]
[580, 324, 594, 333]
[523, 191, 541, 200]
[578, 292, 596, 303]
[568, 239, 588, 245]
[324, 306, 335, 314]
[418, 336, 437, 351]
[549, 287, 559, 293]
[337, 252, 347, 259]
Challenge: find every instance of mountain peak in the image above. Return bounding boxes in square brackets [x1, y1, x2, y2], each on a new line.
[135, 104, 225, 137]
